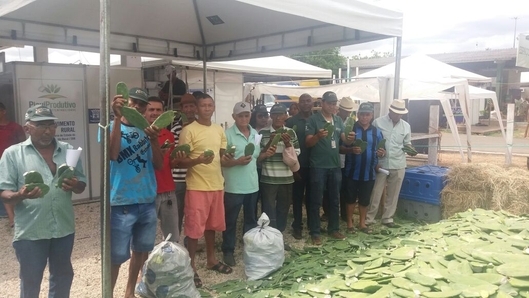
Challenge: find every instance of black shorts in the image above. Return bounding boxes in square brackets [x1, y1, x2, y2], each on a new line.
[345, 179, 376, 207]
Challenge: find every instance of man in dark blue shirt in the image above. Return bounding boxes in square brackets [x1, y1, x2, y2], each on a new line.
[343, 102, 385, 234]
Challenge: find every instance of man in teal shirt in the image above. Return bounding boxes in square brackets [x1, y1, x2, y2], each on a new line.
[305, 91, 355, 245]
[0, 105, 86, 298]
[220, 102, 260, 266]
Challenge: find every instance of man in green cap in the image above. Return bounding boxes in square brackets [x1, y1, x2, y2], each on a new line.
[107, 87, 164, 297]
[305, 91, 355, 245]
[0, 105, 86, 298]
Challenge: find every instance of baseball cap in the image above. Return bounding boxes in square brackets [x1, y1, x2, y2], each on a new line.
[253, 104, 268, 114]
[25, 105, 58, 122]
[129, 87, 149, 103]
[269, 104, 287, 114]
[233, 102, 251, 115]
[358, 102, 374, 113]
[322, 91, 338, 102]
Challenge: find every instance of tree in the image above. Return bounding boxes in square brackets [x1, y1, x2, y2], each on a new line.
[291, 47, 346, 78]
[351, 50, 394, 60]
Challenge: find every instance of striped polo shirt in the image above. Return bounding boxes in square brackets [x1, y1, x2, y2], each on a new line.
[170, 117, 187, 183]
[259, 126, 300, 184]
[344, 122, 383, 181]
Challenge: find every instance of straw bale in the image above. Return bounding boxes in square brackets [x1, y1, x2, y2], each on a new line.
[441, 163, 529, 218]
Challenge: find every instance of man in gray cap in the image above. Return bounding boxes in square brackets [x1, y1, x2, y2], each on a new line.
[366, 99, 413, 228]
[305, 91, 355, 245]
[258, 104, 300, 238]
[0, 105, 86, 298]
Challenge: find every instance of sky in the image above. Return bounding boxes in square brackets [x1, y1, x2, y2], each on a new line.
[1, 0, 529, 68]
[341, 0, 529, 57]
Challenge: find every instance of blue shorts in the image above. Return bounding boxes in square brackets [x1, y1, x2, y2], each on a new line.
[110, 202, 157, 265]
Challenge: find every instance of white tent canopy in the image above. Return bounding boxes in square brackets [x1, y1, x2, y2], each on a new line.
[248, 76, 505, 161]
[0, 2, 404, 294]
[356, 54, 491, 83]
[143, 56, 332, 78]
[0, 0, 403, 60]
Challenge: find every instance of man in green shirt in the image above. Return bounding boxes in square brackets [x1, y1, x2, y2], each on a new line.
[0, 105, 86, 298]
[285, 93, 313, 239]
[305, 92, 355, 245]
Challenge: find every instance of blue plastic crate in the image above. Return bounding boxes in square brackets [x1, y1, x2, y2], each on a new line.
[399, 165, 449, 206]
[397, 198, 442, 223]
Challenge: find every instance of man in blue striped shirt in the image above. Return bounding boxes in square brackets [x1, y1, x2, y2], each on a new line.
[343, 103, 385, 234]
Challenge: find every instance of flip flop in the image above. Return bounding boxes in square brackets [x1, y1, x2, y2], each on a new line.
[208, 262, 233, 274]
[346, 227, 357, 234]
[359, 227, 373, 234]
[194, 272, 202, 288]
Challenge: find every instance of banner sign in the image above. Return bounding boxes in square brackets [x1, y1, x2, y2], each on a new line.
[516, 33, 529, 69]
[18, 78, 85, 144]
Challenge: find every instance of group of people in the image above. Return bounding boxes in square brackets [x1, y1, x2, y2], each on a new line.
[0, 85, 414, 297]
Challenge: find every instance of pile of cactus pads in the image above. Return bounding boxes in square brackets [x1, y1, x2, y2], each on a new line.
[204, 209, 529, 298]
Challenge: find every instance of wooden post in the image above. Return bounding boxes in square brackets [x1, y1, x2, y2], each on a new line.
[428, 105, 440, 165]
[505, 104, 514, 165]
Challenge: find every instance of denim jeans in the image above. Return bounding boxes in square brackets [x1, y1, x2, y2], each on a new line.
[221, 192, 258, 254]
[111, 202, 157, 264]
[291, 167, 311, 231]
[260, 183, 293, 232]
[309, 167, 342, 236]
[13, 233, 75, 298]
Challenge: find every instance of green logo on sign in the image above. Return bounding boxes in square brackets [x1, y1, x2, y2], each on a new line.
[38, 84, 66, 100]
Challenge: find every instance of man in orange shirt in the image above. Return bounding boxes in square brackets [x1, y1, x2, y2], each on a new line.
[0, 102, 26, 227]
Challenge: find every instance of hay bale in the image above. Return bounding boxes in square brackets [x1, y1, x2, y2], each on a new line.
[441, 190, 491, 219]
[441, 163, 529, 218]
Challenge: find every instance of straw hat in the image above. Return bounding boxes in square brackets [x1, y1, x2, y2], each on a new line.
[338, 97, 357, 112]
[389, 99, 408, 114]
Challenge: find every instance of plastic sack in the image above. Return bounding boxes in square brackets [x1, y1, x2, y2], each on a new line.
[136, 234, 200, 298]
[243, 213, 285, 280]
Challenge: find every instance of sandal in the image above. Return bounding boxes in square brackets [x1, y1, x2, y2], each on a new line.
[346, 227, 356, 234]
[194, 272, 203, 288]
[208, 261, 233, 274]
[359, 226, 373, 234]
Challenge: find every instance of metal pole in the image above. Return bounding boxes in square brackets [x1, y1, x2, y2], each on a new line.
[169, 68, 174, 110]
[99, 0, 112, 296]
[203, 46, 207, 93]
[393, 36, 403, 99]
[513, 17, 518, 48]
[346, 58, 350, 82]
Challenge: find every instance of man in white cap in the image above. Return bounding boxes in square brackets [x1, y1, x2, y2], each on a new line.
[220, 102, 260, 266]
[366, 99, 413, 228]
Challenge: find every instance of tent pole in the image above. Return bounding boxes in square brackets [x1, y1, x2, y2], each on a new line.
[203, 46, 207, 92]
[99, 0, 112, 296]
[393, 37, 402, 99]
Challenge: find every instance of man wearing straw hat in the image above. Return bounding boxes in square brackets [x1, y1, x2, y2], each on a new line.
[366, 99, 412, 228]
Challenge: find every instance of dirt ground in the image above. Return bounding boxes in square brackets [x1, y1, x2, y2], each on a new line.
[0, 151, 527, 297]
